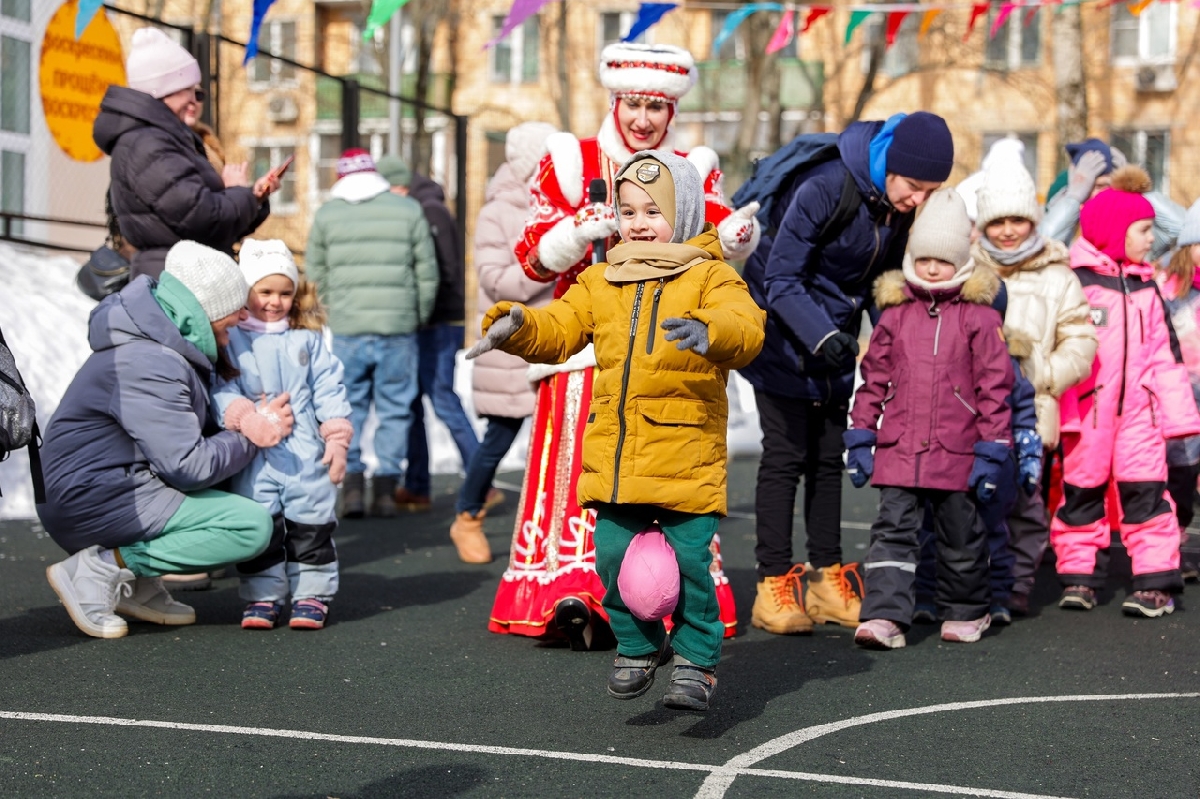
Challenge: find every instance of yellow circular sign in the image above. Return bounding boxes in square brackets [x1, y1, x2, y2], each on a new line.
[39, 0, 126, 162]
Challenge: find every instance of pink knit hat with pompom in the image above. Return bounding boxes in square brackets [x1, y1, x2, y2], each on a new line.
[1080, 165, 1155, 263]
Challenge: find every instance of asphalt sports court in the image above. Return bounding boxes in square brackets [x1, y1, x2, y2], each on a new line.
[0, 459, 1196, 798]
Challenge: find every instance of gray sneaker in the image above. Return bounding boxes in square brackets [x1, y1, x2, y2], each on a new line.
[46, 546, 135, 639]
[662, 655, 718, 712]
[116, 577, 196, 625]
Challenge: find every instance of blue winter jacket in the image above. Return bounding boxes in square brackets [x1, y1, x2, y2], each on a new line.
[36, 277, 257, 553]
[739, 120, 916, 401]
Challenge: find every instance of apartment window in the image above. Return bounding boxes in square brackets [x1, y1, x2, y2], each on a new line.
[485, 131, 506, 178]
[1112, 2, 1174, 62]
[489, 15, 539, 84]
[711, 11, 746, 60]
[0, 0, 29, 22]
[1, 149, 23, 234]
[251, 20, 298, 85]
[862, 16, 918, 78]
[316, 134, 341, 192]
[250, 145, 297, 207]
[1, 35, 28, 134]
[985, 9, 1041, 69]
[981, 132, 1039, 179]
[1110, 129, 1168, 193]
[600, 12, 646, 48]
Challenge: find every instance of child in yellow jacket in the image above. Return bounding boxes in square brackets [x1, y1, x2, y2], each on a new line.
[468, 150, 765, 712]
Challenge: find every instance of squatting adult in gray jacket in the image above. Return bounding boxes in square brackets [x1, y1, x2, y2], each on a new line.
[38, 242, 294, 640]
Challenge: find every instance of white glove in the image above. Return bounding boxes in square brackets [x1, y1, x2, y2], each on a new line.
[574, 201, 619, 243]
[536, 205, 619, 273]
[718, 202, 761, 261]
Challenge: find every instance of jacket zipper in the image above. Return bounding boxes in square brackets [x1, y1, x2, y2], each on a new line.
[953, 388, 978, 416]
[1118, 271, 1130, 416]
[611, 282, 646, 503]
[859, 215, 884, 283]
[645, 279, 665, 355]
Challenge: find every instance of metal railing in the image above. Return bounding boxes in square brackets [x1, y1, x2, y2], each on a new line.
[0, 212, 107, 254]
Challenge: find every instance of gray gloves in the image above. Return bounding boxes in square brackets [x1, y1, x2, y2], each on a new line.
[465, 306, 525, 360]
[1064, 150, 1109, 204]
[661, 317, 709, 355]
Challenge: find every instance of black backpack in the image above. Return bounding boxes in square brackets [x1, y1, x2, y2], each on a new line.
[0, 326, 44, 503]
[731, 132, 862, 247]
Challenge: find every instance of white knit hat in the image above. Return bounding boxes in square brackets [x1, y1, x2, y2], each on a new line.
[126, 28, 201, 99]
[239, 238, 299, 291]
[975, 161, 1042, 230]
[907, 188, 973, 268]
[164, 241, 248, 322]
[1177, 199, 1200, 248]
[598, 43, 697, 102]
[505, 122, 558, 182]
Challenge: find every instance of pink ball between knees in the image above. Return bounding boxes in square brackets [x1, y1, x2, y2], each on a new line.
[617, 524, 681, 621]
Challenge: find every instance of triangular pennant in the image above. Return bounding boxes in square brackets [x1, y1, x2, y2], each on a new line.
[243, 0, 278, 65]
[75, 0, 103, 40]
[485, 0, 559, 50]
[964, 2, 991, 41]
[1128, 0, 1155, 15]
[802, 6, 832, 33]
[885, 10, 910, 48]
[1023, 7, 1040, 26]
[766, 8, 796, 54]
[363, 0, 414, 40]
[845, 9, 873, 46]
[989, 2, 1015, 40]
[623, 3, 678, 43]
[918, 9, 944, 38]
[713, 3, 784, 57]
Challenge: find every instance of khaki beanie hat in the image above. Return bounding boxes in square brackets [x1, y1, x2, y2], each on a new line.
[907, 188, 973, 268]
[164, 241, 248, 322]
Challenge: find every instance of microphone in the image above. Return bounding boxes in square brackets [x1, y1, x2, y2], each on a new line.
[588, 178, 609, 264]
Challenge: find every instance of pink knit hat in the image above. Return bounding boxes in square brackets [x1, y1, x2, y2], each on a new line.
[336, 148, 377, 179]
[126, 28, 201, 99]
[1079, 165, 1155, 263]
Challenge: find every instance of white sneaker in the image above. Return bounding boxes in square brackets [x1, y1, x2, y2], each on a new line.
[46, 546, 135, 639]
[116, 577, 196, 625]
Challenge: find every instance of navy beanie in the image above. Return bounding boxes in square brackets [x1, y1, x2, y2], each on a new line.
[1065, 138, 1114, 175]
[885, 111, 954, 183]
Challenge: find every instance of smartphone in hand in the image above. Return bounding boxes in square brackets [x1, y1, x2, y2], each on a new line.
[268, 155, 295, 180]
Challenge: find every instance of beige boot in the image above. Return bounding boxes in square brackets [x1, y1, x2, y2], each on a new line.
[804, 562, 863, 628]
[750, 565, 813, 635]
[450, 510, 493, 564]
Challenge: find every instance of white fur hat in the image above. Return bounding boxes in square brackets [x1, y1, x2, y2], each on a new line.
[598, 43, 697, 102]
[164, 241, 248, 322]
[975, 161, 1042, 229]
[126, 28, 201, 99]
[239, 238, 299, 292]
[505, 122, 558, 182]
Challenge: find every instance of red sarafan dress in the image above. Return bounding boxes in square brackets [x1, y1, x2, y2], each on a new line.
[487, 113, 739, 642]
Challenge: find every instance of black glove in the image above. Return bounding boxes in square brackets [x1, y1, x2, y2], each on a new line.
[821, 332, 860, 371]
[466, 306, 525, 359]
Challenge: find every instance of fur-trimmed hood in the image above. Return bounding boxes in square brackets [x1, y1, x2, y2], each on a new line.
[873, 265, 1001, 310]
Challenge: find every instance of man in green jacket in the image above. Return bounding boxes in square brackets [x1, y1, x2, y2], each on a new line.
[306, 149, 438, 516]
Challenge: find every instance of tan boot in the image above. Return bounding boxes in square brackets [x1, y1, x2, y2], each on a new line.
[450, 510, 493, 564]
[804, 562, 863, 628]
[750, 564, 813, 635]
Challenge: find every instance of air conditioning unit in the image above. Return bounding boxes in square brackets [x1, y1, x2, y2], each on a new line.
[267, 95, 299, 122]
[1135, 64, 1177, 93]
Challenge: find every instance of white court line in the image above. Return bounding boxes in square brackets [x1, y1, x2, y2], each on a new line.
[695, 692, 1200, 799]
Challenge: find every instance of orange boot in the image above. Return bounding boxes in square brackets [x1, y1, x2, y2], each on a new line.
[750, 564, 813, 635]
[804, 562, 863, 628]
[450, 510, 493, 564]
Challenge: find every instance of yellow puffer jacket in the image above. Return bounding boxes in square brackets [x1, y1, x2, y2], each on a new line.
[483, 227, 765, 516]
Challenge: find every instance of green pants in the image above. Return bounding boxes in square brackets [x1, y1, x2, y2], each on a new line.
[593, 503, 722, 669]
[118, 489, 272, 578]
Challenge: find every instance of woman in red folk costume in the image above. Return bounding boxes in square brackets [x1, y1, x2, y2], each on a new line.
[489, 43, 760, 651]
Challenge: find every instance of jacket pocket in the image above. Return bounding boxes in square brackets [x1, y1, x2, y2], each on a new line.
[633, 398, 709, 478]
[581, 397, 616, 477]
[1142, 382, 1160, 429]
[938, 384, 980, 455]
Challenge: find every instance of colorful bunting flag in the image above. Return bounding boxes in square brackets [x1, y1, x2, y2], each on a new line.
[845, 9, 873, 45]
[244, 0, 278, 65]
[885, 10, 911, 47]
[75, 0, 103, 40]
[766, 8, 796, 54]
[712, 3, 784, 56]
[918, 8, 944, 37]
[964, 2, 991, 41]
[1023, 7, 1040, 26]
[485, 0, 560, 50]
[1128, 0, 1155, 14]
[623, 3, 678, 42]
[989, 2, 1015, 39]
[363, 0, 414, 41]
[802, 6, 832, 33]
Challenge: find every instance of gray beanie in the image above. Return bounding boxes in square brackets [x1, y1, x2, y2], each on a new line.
[907, 188, 973, 268]
[1177, 199, 1200, 248]
[164, 241, 248, 322]
[975, 161, 1042, 229]
[614, 149, 705, 243]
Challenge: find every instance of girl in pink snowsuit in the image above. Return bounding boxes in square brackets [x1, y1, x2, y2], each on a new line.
[1053, 166, 1200, 617]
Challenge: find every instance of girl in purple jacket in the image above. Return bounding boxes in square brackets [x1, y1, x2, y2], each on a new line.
[845, 189, 1014, 650]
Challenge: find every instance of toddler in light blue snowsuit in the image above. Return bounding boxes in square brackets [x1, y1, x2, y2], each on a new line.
[212, 239, 353, 630]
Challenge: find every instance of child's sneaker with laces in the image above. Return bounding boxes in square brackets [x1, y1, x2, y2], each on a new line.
[1121, 590, 1175, 618]
[854, 618, 906, 650]
[607, 639, 673, 700]
[662, 656, 717, 712]
[241, 601, 282, 630]
[1059, 585, 1097, 610]
[941, 614, 991, 643]
[290, 598, 330, 629]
